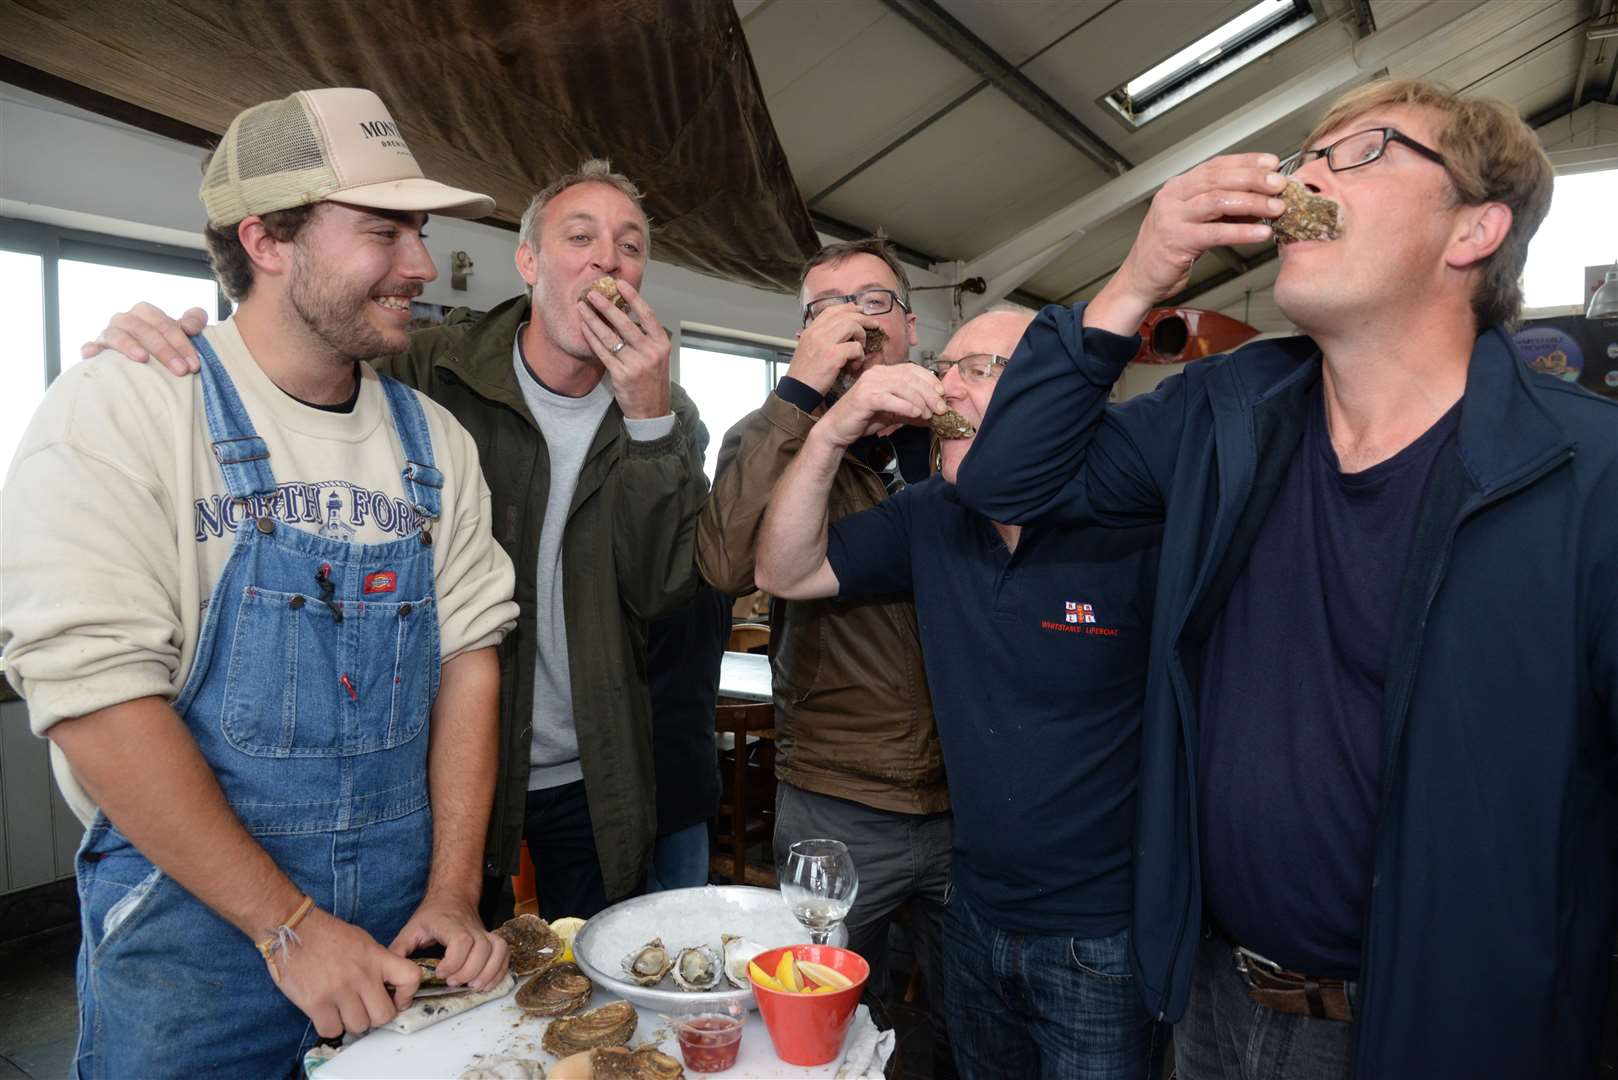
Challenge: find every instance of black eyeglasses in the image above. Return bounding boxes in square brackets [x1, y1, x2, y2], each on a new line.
[925, 354, 1008, 384]
[1279, 127, 1448, 178]
[802, 288, 910, 325]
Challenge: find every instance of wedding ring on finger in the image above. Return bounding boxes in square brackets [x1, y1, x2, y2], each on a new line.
[609, 340, 626, 354]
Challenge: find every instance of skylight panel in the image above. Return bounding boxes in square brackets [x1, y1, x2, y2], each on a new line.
[1104, 0, 1317, 128]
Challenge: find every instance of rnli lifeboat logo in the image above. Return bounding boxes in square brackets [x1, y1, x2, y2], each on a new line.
[1064, 601, 1096, 624]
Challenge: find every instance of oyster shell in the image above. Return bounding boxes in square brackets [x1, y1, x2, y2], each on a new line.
[862, 325, 888, 356]
[671, 945, 721, 992]
[461, 1056, 546, 1080]
[415, 957, 451, 986]
[495, 914, 564, 977]
[1271, 180, 1341, 244]
[590, 1046, 685, 1079]
[515, 961, 594, 1016]
[591, 275, 633, 314]
[721, 934, 765, 988]
[541, 1000, 638, 1057]
[930, 409, 976, 440]
[622, 938, 675, 986]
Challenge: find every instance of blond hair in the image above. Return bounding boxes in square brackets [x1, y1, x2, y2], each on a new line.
[1303, 79, 1553, 331]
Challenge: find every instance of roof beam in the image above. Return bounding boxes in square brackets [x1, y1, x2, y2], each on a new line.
[875, 0, 1132, 178]
[1570, 0, 1614, 111]
[955, 0, 1486, 318]
[810, 212, 1055, 309]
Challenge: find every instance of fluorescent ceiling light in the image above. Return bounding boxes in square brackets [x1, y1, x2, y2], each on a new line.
[1126, 0, 1298, 100]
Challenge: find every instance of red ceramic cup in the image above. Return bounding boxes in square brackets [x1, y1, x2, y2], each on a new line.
[748, 944, 870, 1067]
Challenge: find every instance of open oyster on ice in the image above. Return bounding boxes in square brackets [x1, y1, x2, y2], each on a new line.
[495, 914, 564, 977]
[515, 961, 594, 1016]
[542, 1000, 639, 1057]
[671, 945, 721, 992]
[622, 938, 675, 986]
[721, 934, 765, 988]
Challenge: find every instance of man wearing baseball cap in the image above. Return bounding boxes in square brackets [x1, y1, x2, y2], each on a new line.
[0, 88, 519, 1075]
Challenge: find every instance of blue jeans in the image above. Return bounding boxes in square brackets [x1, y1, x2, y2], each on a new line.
[645, 823, 710, 892]
[1173, 930, 1354, 1080]
[941, 888, 1162, 1080]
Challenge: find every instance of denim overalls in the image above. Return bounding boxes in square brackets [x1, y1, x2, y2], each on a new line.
[72, 336, 444, 1078]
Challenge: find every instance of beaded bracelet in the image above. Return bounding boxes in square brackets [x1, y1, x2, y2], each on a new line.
[256, 894, 315, 984]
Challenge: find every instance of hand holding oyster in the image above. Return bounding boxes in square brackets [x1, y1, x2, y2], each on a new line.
[1271, 180, 1342, 244]
[930, 410, 975, 440]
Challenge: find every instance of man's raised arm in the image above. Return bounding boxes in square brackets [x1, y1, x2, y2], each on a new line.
[756, 364, 944, 600]
[955, 153, 1285, 526]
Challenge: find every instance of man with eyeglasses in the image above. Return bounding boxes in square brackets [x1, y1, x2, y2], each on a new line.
[955, 77, 1618, 1079]
[755, 306, 1164, 1078]
[698, 238, 953, 1072]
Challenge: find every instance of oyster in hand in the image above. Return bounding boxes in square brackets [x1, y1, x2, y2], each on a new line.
[622, 938, 675, 986]
[930, 409, 976, 440]
[591, 275, 633, 314]
[515, 961, 594, 1016]
[495, 914, 564, 977]
[671, 945, 721, 992]
[1271, 180, 1341, 243]
[862, 325, 888, 356]
[542, 1000, 639, 1057]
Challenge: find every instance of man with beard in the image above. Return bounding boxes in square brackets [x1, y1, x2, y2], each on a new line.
[956, 79, 1618, 1078]
[756, 307, 1164, 1079]
[1, 88, 519, 1074]
[697, 239, 952, 1070]
[84, 158, 707, 923]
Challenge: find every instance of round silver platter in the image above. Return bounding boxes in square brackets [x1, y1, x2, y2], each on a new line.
[571, 884, 846, 1013]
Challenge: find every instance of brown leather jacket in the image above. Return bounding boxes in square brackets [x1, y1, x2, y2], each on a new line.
[697, 393, 947, 814]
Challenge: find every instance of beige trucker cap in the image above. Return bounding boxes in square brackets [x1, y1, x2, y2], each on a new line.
[200, 88, 495, 226]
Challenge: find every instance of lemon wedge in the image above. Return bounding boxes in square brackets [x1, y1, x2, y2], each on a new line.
[549, 916, 586, 964]
[796, 959, 853, 990]
[748, 960, 783, 992]
[775, 951, 803, 992]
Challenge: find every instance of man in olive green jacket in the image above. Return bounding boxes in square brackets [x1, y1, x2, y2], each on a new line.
[85, 161, 706, 917]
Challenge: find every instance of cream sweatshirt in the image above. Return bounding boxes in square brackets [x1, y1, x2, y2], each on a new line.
[0, 319, 518, 823]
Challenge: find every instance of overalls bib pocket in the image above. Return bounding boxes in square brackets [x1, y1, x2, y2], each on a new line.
[220, 583, 436, 756]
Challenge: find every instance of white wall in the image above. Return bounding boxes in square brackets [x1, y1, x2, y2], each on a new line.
[0, 82, 957, 366]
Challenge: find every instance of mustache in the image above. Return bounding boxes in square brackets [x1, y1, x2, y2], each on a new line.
[371, 282, 426, 300]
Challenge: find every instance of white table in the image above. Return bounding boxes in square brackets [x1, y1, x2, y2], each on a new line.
[719, 650, 772, 703]
[316, 984, 884, 1079]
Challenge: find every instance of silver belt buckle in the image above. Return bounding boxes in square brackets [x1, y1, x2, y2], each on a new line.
[1232, 944, 1284, 987]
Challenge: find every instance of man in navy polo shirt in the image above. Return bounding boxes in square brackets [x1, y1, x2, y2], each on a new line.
[756, 307, 1163, 1080]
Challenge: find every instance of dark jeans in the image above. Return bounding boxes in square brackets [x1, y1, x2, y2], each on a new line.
[942, 888, 1162, 1079]
[522, 779, 615, 920]
[774, 782, 954, 1076]
[1175, 930, 1355, 1080]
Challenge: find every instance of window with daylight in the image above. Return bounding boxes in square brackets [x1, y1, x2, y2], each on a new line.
[1103, 0, 1317, 129]
[1521, 168, 1618, 311]
[0, 216, 226, 483]
[678, 331, 794, 481]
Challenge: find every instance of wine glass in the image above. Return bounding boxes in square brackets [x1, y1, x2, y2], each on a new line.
[779, 838, 859, 946]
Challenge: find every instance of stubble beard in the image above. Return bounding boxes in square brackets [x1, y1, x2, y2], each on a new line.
[287, 251, 402, 364]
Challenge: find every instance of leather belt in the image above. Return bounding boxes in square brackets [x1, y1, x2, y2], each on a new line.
[1232, 944, 1354, 1022]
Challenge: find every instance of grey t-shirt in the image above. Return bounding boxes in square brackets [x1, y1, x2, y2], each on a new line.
[511, 326, 674, 790]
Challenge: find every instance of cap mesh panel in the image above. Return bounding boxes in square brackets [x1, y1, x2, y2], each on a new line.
[234, 100, 326, 180]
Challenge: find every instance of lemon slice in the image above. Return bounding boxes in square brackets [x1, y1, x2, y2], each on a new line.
[748, 960, 783, 992]
[549, 916, 586, 964]
[796, 959, 853, 990]
[775, 951, 803, 992]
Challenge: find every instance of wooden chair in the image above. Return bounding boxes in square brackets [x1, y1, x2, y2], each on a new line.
[710, 701, 779, 889]
[727, 622, 770, 655]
